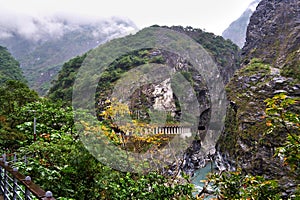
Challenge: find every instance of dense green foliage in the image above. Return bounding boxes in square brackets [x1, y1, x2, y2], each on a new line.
[1, 80, 195, 199]
[264, 94, 300, 179]
[15, 136, 195, 199]
[208, 170, 280, 199]
[0, 80, 39, 150]
[0, 46, 27, 85]
[48, 54, 87, 104]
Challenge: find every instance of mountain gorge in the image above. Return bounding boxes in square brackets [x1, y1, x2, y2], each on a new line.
[48, 25, 241, 174]
[0, 0, 299, 198]
[217, 0, 300, 197]
[0, 17, 137, 94]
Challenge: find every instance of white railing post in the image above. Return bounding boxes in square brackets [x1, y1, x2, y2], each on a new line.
[25, 187, 30, 200]
[0, 164, 3, 195]
[13, 176, 17, 200]
[24, 176, 32, 200]
[3, 168, 7, 200]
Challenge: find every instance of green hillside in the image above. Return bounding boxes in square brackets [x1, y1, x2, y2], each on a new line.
[48, 26, 241, 105]
[0, 46, 27, 85]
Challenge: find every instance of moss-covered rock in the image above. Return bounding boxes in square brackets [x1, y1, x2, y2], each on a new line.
[217, 1, 300, 196]
[218, 58, 299, 195]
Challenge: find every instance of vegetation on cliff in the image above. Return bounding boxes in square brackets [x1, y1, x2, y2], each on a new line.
[209, 93, 299, 199]
[47, 26, 241, 106]
[0, 46, 27, 85]
[216, 0, 300, 198]
[1, 0, 299, 197]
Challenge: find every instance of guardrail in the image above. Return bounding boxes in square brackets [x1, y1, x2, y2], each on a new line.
[0, 154, 55, 200]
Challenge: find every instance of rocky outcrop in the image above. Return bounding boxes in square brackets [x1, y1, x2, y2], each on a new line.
[49, 25, 241, 175]
[242, 0, 300, 77]
[217, 0, 300, 197]
[49, 26, 241, 105]
[163, 26, 241, 84]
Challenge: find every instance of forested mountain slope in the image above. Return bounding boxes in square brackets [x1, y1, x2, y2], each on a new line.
[48, 25, 241, 104]
[0, 46, 26, 85]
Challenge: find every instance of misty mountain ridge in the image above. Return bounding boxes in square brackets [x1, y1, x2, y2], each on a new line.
[222, 0, 261, 48]
[0, 14, 136, 42]
[0, 16, 137, 94]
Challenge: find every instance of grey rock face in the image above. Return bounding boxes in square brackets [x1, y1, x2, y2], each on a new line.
[222, 0, 261, 48]
[242, 0, 300, 67]
[218, 0, 300, 196]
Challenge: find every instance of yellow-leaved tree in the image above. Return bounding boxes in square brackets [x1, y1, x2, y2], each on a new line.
[99, 99, 173, 153]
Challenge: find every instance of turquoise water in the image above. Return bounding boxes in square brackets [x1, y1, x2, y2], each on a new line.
[191, 163, 216, 199]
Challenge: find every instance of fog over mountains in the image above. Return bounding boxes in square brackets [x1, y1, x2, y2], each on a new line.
[0, 13, 137, 94]
[0, 1, 258, 94]
[0, 13, 136, 42]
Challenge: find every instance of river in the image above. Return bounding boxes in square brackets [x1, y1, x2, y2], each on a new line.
[191, 162, 216, 199]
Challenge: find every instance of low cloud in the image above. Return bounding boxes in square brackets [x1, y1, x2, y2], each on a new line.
[0, 10, 137, 41]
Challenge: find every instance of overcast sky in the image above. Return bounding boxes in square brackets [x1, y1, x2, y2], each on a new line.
[0, 0, 254, 36]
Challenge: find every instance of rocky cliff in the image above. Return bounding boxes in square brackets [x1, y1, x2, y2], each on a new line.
[217, 0, 300, 197]
[164, 26, 241, 84]
[49, 26, 240, 104]
[242, 0, 300, 79]
[222, 0, 261, 48]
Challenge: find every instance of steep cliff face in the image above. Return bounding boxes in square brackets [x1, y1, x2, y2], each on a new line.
[242, 0, 300, 80]
[218, 0, 300, 196]
[222, 0, 261, 48]
[165, 26, 240, 84]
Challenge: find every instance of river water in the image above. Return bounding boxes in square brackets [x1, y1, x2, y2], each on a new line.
[191, 162, 216, 199]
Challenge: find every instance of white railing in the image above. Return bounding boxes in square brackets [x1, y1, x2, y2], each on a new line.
[124, 126, 194, 138]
